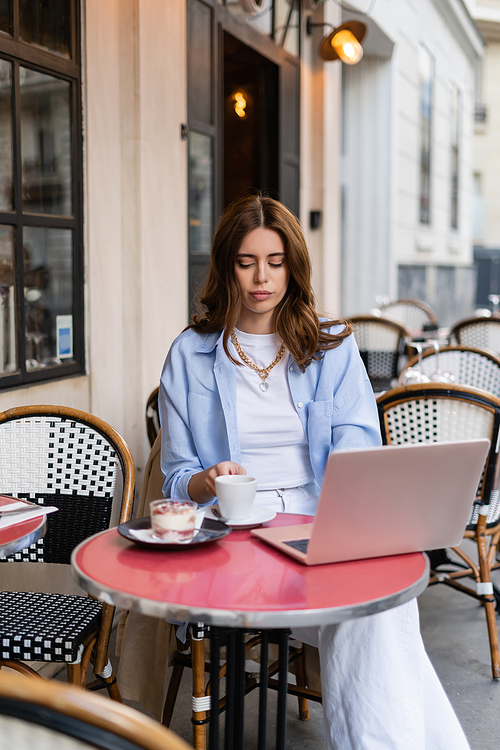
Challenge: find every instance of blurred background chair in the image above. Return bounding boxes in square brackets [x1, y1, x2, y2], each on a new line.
[0, 670, 190, 750]
[146, 387, 160, 448]
[0, 405, 135, 698]
[378, 298, 438, 336]
[398, 345, 500, 396]
[450, 316, 500, 356]
[350, 315, 409, 393]
[376, 383, 500, 678]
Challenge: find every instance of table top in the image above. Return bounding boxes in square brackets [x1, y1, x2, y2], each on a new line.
[0, 498, 46, 559]
[72, 514, 429, 628]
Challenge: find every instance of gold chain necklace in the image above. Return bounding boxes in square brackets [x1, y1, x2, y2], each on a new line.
[231, 331, 286, 392]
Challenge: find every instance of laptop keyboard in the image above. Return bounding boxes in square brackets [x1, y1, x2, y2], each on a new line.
[284, 538, 309, 554]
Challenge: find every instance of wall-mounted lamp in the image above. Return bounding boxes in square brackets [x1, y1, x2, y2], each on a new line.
[306, 17, 367, 64]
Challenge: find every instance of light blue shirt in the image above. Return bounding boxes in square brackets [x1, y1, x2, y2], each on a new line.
[159, 326, 382, 499]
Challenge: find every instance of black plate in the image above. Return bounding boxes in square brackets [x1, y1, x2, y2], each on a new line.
[118, 516, 231, 550]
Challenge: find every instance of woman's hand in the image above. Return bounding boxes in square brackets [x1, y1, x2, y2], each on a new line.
[187, 461, 247, 503]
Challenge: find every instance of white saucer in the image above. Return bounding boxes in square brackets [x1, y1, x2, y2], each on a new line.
[225, 506, 276, 529]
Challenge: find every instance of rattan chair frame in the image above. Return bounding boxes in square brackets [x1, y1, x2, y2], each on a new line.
[450, 315, 500, 354]
[349, 315, 410, 393]
[0, 671, 190, 750]
[398, 345, 500, 396]
[376, 383, 500, 678]
[0, 405, 135, 699]
[379, 298, 437, 331]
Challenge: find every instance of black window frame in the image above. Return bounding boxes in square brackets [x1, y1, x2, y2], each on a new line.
[0, 0, 84, 390]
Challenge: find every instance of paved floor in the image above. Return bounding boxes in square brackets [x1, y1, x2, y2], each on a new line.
[419, 583, 500, 750]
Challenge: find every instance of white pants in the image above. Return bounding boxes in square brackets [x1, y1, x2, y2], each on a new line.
[255, 487, 470, 750]
[255, 481, 320, 516]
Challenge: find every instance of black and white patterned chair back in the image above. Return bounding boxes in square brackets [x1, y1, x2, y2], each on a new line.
[146, 387, 160, 448]
[0, 414, 120, 563]
[380, 300, 436, 334]
[350, 316, 409, 393]
[398, 346, 500, 397]
[450, 317, 500, 355]
[377, 384, 500, 530]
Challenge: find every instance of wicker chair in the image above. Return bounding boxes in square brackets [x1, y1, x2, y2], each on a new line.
[146, 387, 160, 448]
[0, 405, 135, 699]
[350, 315, 409, 393]
[0, 671, 190, 750]
[398, 345, 500, 396]
[379, 298, 437, 334]
[376, 383, 500, 678]
[450, 315, 500, 355]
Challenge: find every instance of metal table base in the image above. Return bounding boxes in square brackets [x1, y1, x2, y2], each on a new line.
[205, 626, 290, 750]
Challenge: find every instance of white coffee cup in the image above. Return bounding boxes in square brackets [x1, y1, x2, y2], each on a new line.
[215, 475, 257, 521]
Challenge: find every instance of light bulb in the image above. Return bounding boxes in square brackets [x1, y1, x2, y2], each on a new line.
[232, 92, 247, 119]
[330, 29, 363, 65]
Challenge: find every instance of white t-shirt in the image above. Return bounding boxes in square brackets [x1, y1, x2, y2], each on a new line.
[233, 328, 314, 490]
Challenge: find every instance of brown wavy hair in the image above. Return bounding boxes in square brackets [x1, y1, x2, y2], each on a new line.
[190, 193, 352, 371]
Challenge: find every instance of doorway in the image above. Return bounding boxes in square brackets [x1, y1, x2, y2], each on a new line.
[223, 32, 279, 207]
[186, 0, 300, 315]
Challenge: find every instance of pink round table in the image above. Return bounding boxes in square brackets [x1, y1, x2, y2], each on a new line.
[0, 501, 46, 560]
[71, 513, 429, 628]
[72, 514, 428, 750]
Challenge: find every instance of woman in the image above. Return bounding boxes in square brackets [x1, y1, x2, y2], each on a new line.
[159, 194, 469, 749]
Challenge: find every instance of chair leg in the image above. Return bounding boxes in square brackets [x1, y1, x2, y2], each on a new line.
[162, 661, 185, 727]
[293, 648, 310, 721]
[101, 671, 122, 701]
[90, 652, 122, 702]
[93, 603, 115, 675]
[476, 524, 500, 679]
[191, 636, 207, 750]
[67, 661, 83, 687]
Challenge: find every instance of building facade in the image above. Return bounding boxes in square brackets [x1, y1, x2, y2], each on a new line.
[0, 0, 346, 486]
[0, 0, 483, 490]
[340, 0, 482, 327]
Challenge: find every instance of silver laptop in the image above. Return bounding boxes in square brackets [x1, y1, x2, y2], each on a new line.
[251, 440, 490, 565]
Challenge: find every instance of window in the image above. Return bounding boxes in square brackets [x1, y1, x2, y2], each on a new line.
[0, 0, 83, 389]
[473, 172, 485, 240]
[418, 45, 434, 225]
[450, 84, 461, 230]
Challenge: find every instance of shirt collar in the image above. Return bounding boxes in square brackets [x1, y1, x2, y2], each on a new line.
[195, 329, 224, 353]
